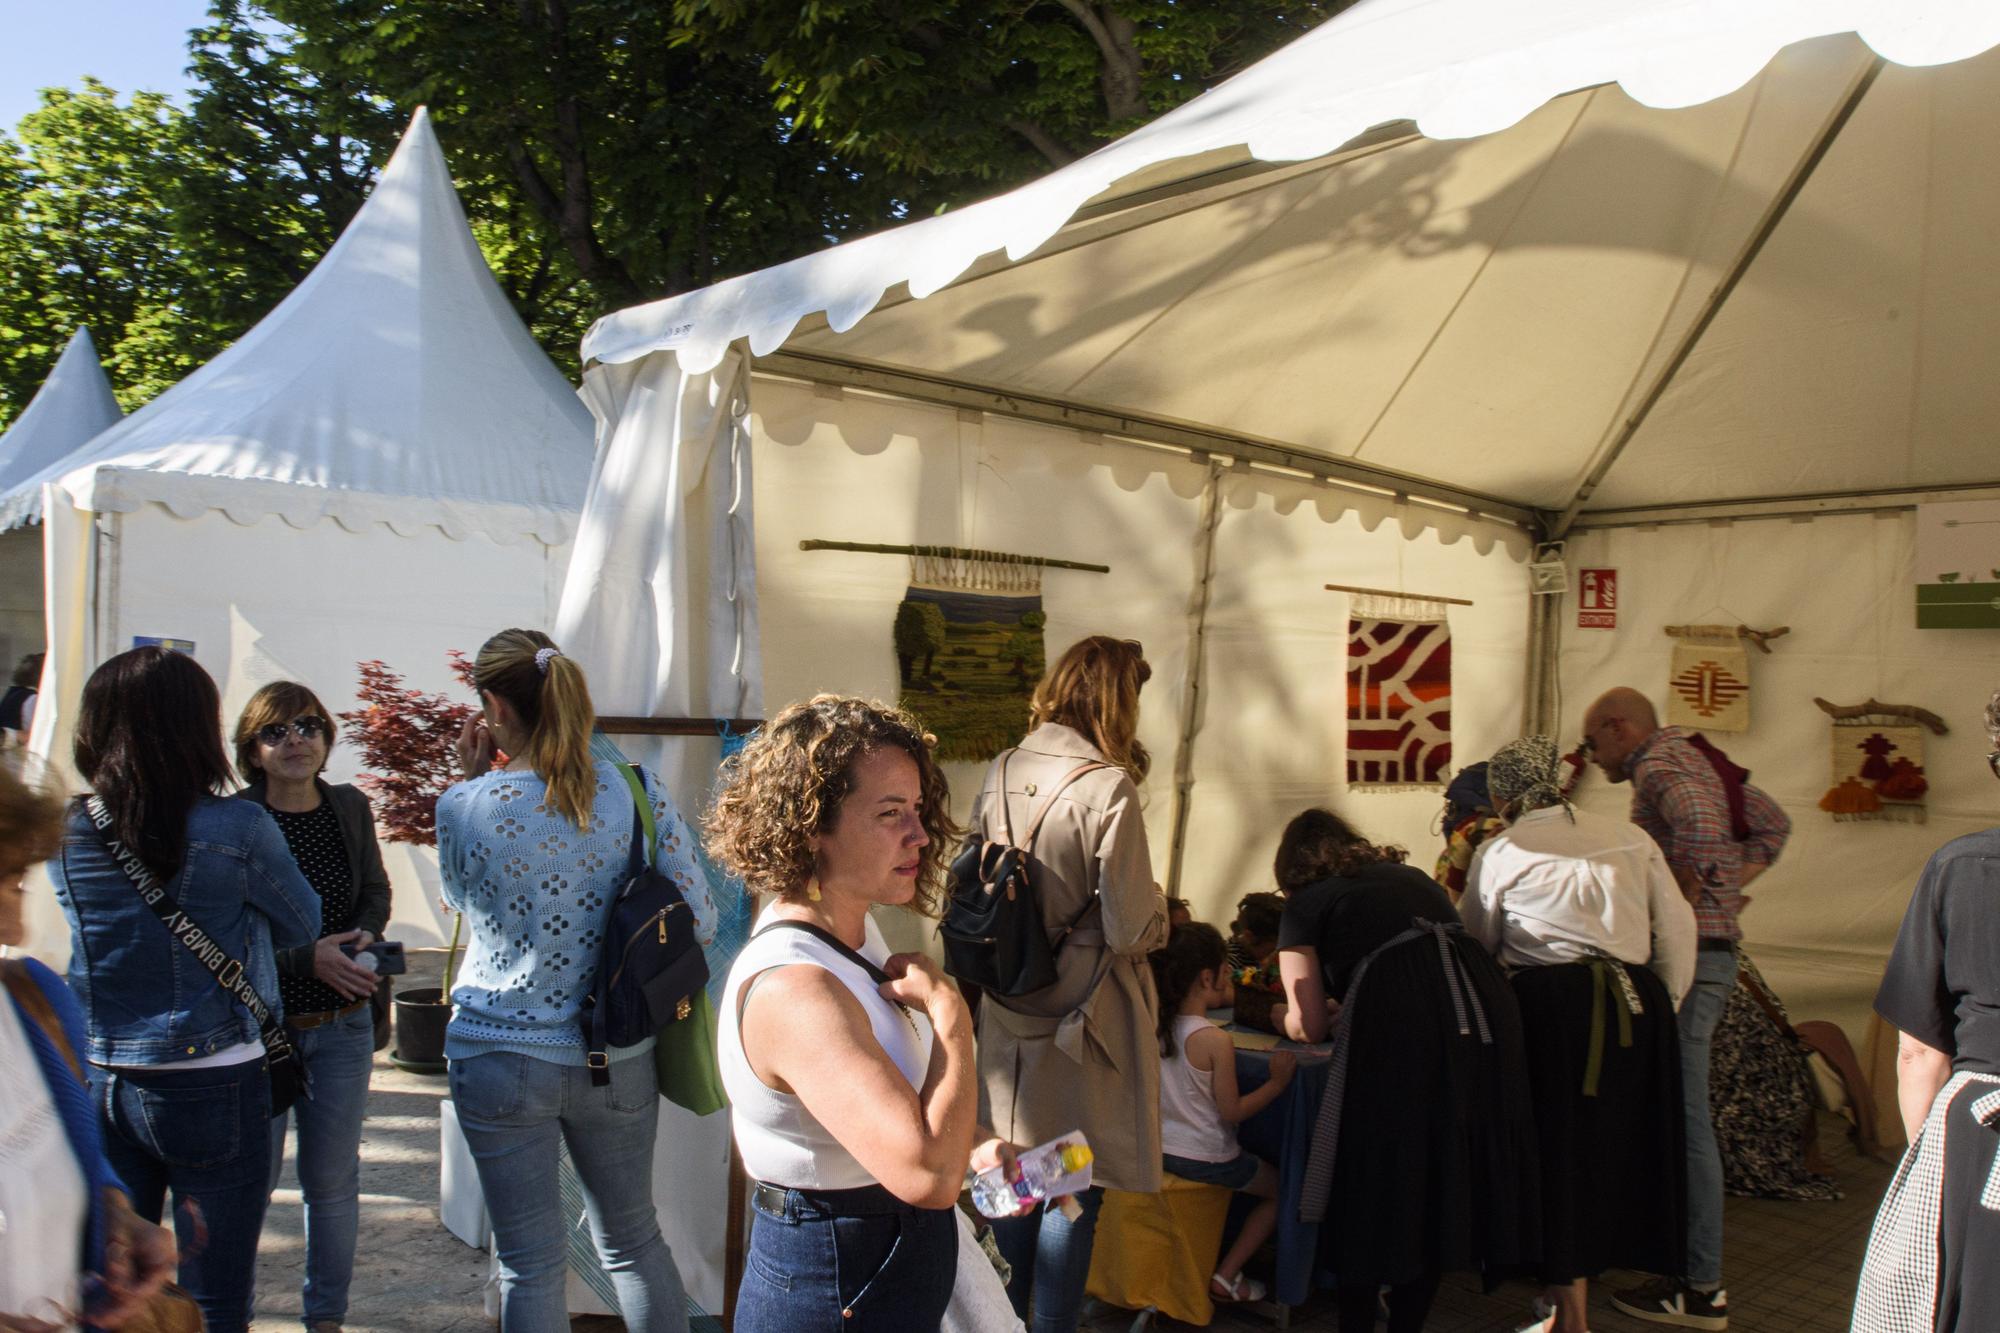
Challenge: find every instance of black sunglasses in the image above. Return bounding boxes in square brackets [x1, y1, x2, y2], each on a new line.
[256, 716, 329, 746]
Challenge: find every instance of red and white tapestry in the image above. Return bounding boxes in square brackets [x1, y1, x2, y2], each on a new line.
[1346, 614, 1452, 789]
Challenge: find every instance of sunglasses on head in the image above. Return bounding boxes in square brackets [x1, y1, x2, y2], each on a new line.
[256, 716, 328, 746]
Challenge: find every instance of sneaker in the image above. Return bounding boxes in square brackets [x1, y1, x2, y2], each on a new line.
[1610, 1277, 1728, 1330]
[1512, 1297, 1556, 1333]
[1210, 1271, 1268, 1303]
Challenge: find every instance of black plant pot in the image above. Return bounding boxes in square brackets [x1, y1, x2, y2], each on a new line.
[391, 987, 450, 1075]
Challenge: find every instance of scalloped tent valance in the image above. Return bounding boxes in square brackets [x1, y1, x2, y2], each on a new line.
[1, 109, 594, 545]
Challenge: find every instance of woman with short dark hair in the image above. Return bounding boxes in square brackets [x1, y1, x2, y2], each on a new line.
[51, 647, 321, 1333]
[232, 680, 392, 1333]
[1274, 806, 1538, 1333]
[1854, 689, 2000, 1331]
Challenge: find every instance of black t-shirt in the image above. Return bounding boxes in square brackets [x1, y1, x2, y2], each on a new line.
[1876, 828, 2000, 1074]
[270, 801, 358, 1017]
[1278, 859, 1459, 996]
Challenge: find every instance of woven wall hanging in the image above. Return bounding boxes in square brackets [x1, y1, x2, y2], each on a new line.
[1344, 589, 1454, 790]
[1815, 698, 1946, 824]
[1666, 633, 1752, 733]
[893, 550, 1046, 763]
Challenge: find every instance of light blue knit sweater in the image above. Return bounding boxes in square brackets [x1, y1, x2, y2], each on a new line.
[437, 760, 718, 1065]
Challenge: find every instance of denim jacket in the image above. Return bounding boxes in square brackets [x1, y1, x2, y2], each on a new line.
[52, 795, 321, 1065]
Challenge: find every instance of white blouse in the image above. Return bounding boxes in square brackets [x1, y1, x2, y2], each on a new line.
[0, 996, 88, 1327]
[1460, 804, 1697, 1004]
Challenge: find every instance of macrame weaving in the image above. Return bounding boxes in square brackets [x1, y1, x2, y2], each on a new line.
[1345, 605, 1452, 790]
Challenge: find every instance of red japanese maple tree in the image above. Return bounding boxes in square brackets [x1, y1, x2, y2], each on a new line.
[339, 651, 481, 845]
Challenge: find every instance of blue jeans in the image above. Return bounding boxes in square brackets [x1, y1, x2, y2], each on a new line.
[270, 1005, 373, 1325]
[1678, 945, 1738, 1287]
[449, 1050, 689, 1333]
[735, 1185, 956, 1333]
[988, 1185, 1105, 1333]
[92, 1058, 274, 1333]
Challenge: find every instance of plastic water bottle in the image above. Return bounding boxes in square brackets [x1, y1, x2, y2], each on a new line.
[968, 1132, 1095, 1218]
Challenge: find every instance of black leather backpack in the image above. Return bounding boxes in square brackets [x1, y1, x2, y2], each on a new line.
[940, 750, 1113, 998]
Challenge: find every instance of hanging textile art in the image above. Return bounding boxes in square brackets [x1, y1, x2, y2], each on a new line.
[894, 551, 1045, 763]
[1819, 719, 1929, 823]
[1666, 639, 1751, 733]
[1345, 593, 1452, 790]
[1915, 499, 2000, 629]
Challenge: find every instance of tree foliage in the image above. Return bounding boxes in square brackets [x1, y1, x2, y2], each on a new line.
[670, 0, 1341, 181]
[1, 0, 1345, 431]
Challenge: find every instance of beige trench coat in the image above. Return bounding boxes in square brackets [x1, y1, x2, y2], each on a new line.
[971, 722, 1169, 1192]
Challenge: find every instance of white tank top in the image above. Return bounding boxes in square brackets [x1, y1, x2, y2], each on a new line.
[719, 912, 934, 1189]
[1158, 1014, 1236, 1163]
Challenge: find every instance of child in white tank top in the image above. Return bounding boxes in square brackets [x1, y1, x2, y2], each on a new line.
[1150, 922, 1294, 1304]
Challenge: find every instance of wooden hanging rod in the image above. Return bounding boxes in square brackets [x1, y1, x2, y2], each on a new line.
[598, 717, 763, 737]
[1323, 582, 1473, 607]
[799, 539, 1110, 573]
[1812, 698, 1949, 735]
[1663, 623, 1791, 654]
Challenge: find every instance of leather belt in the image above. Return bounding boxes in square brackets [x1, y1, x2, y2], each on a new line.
[1697, 938, 1739, 953]
[286, 997, 370, 1030]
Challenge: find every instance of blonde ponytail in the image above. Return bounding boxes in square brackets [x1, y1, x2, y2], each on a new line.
[471, 628, 598, 829]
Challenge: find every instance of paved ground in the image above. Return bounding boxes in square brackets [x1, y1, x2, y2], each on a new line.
[252, 949, 1891, 1332]
[1187, 1116, 1892, 1333]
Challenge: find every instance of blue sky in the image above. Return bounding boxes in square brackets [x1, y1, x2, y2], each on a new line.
[1, 0, 215, 132]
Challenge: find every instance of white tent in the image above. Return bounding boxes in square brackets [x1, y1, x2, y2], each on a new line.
[565, 0, 2000, 1074]
[18, 108, 596, 961]
[0, 328, 122, 666]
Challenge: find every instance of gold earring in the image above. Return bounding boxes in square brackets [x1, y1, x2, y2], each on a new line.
[805, 876, 822, 903]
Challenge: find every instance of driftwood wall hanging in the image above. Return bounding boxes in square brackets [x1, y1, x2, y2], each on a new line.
[1814, 697, 1947, 824]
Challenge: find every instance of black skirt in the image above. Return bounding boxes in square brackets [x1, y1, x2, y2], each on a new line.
[1322, 930, 1542, 1286]
[1511, 960, 1685, 1284]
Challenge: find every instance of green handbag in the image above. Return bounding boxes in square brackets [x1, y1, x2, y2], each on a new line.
[655, 986, 727, 1115]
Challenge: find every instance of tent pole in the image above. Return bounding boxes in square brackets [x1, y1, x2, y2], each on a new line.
[1552, 53, 1885, 539]
[1165, 459, 1226, 900]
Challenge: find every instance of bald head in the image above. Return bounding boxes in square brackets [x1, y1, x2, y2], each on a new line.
[1581, 687, 1659, 784]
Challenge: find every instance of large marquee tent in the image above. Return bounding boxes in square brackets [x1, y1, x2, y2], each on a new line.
[12, 109, 597, 962]
[566, 0, 2000, 1069]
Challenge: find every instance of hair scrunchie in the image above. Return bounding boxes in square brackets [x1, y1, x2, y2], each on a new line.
[534, 646, 562, 675]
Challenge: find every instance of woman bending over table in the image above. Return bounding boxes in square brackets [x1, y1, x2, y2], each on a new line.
[1274, 807, 1539, 1333]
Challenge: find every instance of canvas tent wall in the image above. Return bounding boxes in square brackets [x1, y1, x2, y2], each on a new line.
[12, 109, 596, 965]
[0, 328, 123, 669]
[569, 0, 2000, 1055]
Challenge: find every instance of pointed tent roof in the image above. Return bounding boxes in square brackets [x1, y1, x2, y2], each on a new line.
[3, 108, 594, 544]
[0, 328, 123, 512]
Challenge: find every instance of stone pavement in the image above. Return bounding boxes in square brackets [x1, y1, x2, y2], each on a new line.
[250, 948, 1892, 1332]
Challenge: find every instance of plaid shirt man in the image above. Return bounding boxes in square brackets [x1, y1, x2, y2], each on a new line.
[1627, 726, 1790, 941]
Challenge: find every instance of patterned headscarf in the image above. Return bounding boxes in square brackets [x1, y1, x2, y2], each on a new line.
[1487, 735, 1573, 820]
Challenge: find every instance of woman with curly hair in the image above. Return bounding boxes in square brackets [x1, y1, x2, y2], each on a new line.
[438, 628, 715, 1332]
[707, 694, 993, 1333]
[972, 635, 1169, 1333]
[1274, 807, 1538, 1333]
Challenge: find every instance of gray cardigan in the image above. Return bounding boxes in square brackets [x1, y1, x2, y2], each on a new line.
[236, 776, 393, 978]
